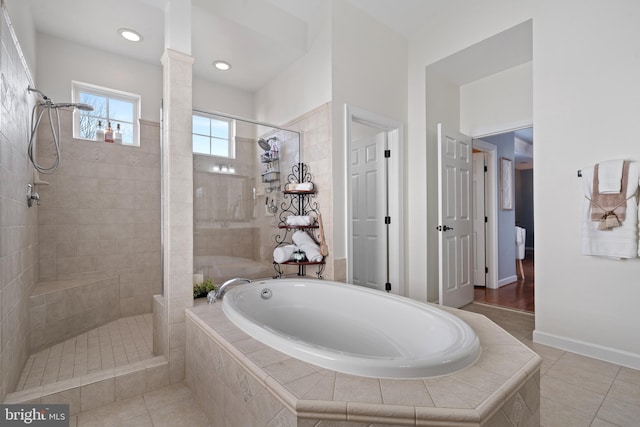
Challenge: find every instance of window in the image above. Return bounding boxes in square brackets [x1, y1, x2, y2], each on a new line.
[192, 113, 235, 158]
[72, 81, 141, 145]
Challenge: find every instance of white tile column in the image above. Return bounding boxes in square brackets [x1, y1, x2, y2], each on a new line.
[157, 0, 194, 384]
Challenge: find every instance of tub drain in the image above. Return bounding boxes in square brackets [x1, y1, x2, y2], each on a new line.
[261, 288, 272, 300]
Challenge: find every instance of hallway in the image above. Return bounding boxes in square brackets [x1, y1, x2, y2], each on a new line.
[474, 250, 534, 312]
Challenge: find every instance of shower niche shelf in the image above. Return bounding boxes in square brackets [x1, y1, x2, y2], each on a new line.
[273, 163, 325, 279]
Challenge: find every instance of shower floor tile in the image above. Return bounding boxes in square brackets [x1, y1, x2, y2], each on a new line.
[17, 314, 153, 391]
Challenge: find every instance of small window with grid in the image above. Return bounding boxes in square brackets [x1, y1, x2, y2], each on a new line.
[72, 81, 141, 145]
[192, 113, 235, 158]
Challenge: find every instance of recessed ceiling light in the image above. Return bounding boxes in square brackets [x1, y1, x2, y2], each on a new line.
[213, 60, 231, 71]
[118, 28, 143, 42]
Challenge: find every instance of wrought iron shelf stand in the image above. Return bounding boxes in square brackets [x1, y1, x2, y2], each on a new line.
[273, 163, 325, 279]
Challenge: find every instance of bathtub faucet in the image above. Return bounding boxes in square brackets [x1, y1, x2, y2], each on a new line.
[207, 278, 252, 303]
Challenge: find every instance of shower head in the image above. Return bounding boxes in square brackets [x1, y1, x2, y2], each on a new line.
[52, 102, 94, 111]
[27, 86, 49, 101]
[257, 138, 271, 151]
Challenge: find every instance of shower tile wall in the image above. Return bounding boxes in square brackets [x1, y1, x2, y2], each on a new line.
[36, 112, 161, 316]
[0, 10, 39, 402]
[193, 137, 258, 277]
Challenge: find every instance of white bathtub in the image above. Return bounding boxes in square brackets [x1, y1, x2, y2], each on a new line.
[222, 278, 481, 379]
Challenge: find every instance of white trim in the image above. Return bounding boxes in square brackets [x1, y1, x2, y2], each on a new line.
[344, 104, 405, 296]
[472, 139, 498, 289]
[533, 330, 640, 371]
[497, 275, 518, 288]
[471, 122, 534, 140]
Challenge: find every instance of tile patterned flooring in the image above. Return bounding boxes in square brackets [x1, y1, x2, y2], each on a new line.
[68, 382, 212, 427]
[462, 303, 640, 427]
[19, 305, 640, 426]
[17, 314, 154, 391]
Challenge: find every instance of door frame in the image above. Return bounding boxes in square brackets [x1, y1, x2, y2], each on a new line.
[345, 104, 404, 295]
[472, 138, 498, 289]
[472, 151, 487, 287]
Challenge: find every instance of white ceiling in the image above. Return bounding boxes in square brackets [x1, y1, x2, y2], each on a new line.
[26, 0, 534, 158]
[26, 0, 463, 92]
[25, 0, 533, 168]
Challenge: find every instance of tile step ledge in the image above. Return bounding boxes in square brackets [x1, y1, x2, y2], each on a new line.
[3, 356, 169, 415]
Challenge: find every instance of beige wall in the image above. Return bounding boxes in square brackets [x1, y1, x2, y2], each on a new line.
[36, 111, 161, 316]
[0, 8, 39, 402]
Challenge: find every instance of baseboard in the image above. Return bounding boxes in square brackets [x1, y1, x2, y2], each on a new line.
[497, 275, 518, 288]
[533, 330, 640, 370]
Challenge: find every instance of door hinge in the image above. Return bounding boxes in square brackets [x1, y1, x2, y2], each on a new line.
[385, 282, 391, 292]
[485, 267, 489, 273]
[384, 216, 391, 224]
[485, 216, 488, 223]
[384, 149, 391, 158]
[484, 165, 488, 172]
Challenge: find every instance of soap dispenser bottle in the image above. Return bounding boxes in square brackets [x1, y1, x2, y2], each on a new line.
[104, 122, 114, 143]
[95, 120, 105, 141]
[114, 124, 123, 144]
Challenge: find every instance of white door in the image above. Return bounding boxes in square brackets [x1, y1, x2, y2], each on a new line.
[472, 152, 487, 287]
[351, 132, 387, 290]
[437, 124, 474, 308]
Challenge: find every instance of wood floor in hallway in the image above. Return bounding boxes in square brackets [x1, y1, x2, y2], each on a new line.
[474, 250, 535, 312]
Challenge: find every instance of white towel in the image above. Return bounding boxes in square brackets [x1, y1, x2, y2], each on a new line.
[273, 244, 296, 263]
[292, 230, 323, 261]
[295, 182, 314, 191]
[597, 159, 625, 194]
[292, 230, 316, 247]
[299, 243, 323, 262]
[285, 215, 313, 226]
[581, 162, 639, 259]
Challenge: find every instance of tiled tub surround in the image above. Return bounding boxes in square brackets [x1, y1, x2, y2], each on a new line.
[30, 274, 120, 352]
[186, 301, 542, 426]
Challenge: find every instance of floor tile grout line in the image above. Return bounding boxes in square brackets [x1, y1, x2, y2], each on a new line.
[591, 364, 622, 423]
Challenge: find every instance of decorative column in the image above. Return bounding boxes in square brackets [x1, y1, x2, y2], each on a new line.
[157, 0, 194, 384]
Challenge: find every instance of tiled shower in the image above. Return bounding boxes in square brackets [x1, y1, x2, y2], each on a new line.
[34, 112, 162, 316]
[0, 8, 161, 401]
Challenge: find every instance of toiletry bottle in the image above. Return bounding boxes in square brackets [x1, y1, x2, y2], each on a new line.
[95, 120, 105, 141]
[114, 124, 123, 144]
[104, 122, 114, 143]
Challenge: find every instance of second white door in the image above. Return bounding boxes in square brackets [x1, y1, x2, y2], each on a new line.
[351, 132, 387, 290]
[437, 123, 474, 308]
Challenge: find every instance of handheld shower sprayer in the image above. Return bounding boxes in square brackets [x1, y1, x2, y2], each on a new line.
[27, 86, 94, 175]
[53, 103, 94, 111]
